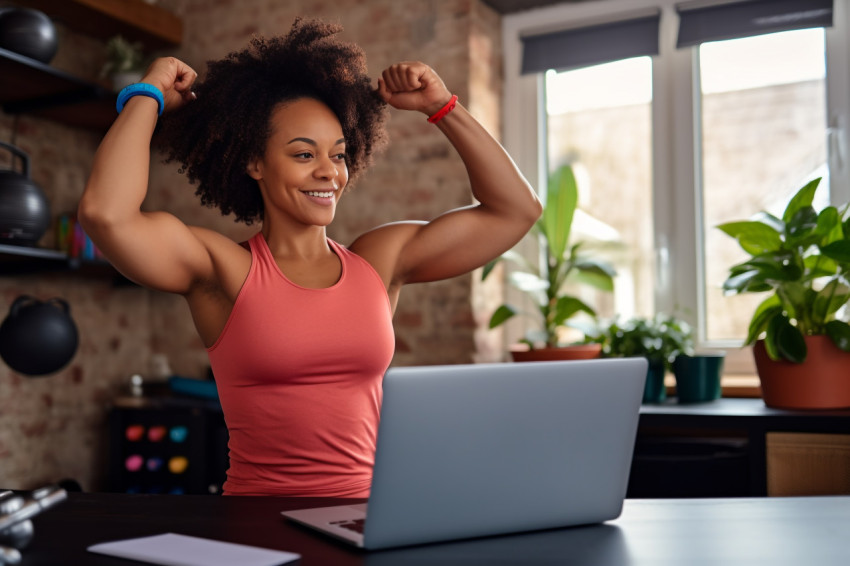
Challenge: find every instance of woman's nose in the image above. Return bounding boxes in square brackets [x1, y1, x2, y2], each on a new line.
[314, 155, 339, 179]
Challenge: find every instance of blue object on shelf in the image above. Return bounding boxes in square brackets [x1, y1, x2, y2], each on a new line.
[168, 376, 218, 400]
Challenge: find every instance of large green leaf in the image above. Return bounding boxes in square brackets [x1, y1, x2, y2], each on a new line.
[826, 320, 850, 352]
[821, 240, 850, 263]
[488, 305, 518, 329]
[542, 165, 578, 263]
[717, 220, 782, 255]
[751, 211, 785, 233]
[785, 206, 819, 244]
[776, 281, 808, 322]
[782, 177, 821, 224]
[728, 261, 757, 277]
[804, 254, 838, 278]
[572, 260, 616, 291]
[739, 251, 802, 282]
[722, 269, 761, 293]
[763, 314, 784, 361]
[745, 295, 782, 345]
[481, 259, 499, 281]
[815, 206, 844, 245]
[766, 314, 807, 363]
[742, 281, 774, 293]
[551, 296, 595, 327]
[574, 258, 616, 277]
[722, 269, 775, 294]
[776, 323, 807, 363]
[812, 280, 850, 326]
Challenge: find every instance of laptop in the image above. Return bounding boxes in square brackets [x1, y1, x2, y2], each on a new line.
[281, 358, 647, 550]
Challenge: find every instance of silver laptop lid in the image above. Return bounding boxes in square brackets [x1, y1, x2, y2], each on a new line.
[363, 358, 647, 549]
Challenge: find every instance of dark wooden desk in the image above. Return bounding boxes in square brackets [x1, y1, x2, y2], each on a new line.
[640, 397, 850, 431]
[634, 398, 850, 497]
[19, 492, 850, 565]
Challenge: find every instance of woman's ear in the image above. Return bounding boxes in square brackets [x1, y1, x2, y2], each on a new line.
[246, 158, 263, 180]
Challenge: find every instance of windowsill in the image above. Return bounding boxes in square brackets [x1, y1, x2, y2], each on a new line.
[665, 374, 761, 399]
[720, 374, 762, 398]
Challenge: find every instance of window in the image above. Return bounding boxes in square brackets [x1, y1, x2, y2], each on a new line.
[698, 28, 829, 343]
[545, 58, 655, 320]
[502, 0, 850, 375]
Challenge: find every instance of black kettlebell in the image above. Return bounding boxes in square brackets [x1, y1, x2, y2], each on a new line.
[0, 141, 51, 246]
[0, 296, 79, 376]
[0, 7, 58, 64]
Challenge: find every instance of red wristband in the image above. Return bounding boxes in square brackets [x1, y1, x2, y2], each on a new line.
[427, 94, 458, 124]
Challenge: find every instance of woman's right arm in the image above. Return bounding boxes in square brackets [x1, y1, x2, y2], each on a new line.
[78, 58, 214, 295]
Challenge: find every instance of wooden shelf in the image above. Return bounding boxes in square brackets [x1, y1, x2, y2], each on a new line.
[15, 0, 183, 50]
[0, 47, 116, 131]
[1, 0, 184, 130]
[0, 242, 129, 282]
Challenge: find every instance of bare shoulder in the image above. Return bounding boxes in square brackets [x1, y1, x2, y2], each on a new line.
[187, 225, 250, 251]
[348, 221, 425, 286]
[186, 225, 253, 298]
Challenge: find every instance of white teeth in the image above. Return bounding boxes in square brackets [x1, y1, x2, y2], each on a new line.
[306, 191, 334, 198]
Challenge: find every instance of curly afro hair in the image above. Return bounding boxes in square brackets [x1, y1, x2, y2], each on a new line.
[154, 17, 388, 224]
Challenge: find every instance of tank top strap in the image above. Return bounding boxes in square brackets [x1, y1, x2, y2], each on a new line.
[247, 232, 278, 274]
[326, 238, 348, 264]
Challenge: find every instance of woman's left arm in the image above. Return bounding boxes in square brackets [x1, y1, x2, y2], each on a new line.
[364, 61, 542, 286]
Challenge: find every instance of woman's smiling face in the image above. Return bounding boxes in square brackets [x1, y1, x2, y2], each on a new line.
[248, 97, 349, 228]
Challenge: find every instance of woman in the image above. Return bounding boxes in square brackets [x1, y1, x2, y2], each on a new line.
[79, 18, 541, 497]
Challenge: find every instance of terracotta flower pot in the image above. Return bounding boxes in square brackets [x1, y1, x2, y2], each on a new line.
[509, 343, 602, 362]
[753, 336, 850, 410]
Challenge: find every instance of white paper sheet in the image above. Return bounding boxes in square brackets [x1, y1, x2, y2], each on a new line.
[87, 532, 300, 566]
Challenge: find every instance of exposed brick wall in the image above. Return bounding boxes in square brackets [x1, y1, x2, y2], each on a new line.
[0, 14, 150, 491]
[0, 0, 504, 490]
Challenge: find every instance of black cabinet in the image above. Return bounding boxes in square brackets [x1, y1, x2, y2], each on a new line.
[628, 436, 750, 498]
[108, 397, 228, 495]
[629, 398, 850, 498]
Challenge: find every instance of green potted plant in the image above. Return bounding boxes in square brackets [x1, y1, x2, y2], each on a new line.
[100, 35, 146, 91]
[482, 164, 616, 361]
[718, 176, 850, 409]
[585, 314, 695, 403]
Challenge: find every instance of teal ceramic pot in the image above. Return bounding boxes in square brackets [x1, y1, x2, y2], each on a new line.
[643, 359, 667, 404]
[673, 353, 725, 403]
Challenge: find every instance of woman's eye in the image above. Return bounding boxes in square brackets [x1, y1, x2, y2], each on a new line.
[294, 152, 313, 159]
[333, 153, 347, 161]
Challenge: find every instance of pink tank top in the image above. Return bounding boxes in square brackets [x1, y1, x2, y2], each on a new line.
[207, 233, 395, 497]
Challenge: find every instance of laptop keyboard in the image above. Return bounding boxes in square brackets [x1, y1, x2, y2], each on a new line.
[331, 518, 366, 534]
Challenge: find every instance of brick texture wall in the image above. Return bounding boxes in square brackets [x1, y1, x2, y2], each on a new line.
[0, 0, 505, 491]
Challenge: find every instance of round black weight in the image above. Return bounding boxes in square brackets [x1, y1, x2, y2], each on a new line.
[0, 141, 51, 246]
[0, 296, 79, 376]
[0, 8, 58, 64]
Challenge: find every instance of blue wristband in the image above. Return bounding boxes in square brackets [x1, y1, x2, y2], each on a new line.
[116, 83, 164, 116]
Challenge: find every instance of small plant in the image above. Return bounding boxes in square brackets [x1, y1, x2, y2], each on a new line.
[718, 177, 850, 363]
[100, 35, 146, 79]
[585, 314, 695, 371]
[482, 164, 616, 349]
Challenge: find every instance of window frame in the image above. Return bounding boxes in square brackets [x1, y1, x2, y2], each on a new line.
[501, 0, 850, 375]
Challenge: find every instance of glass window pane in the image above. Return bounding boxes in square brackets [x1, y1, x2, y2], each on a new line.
[699, 28, 828, 342]
[545, 57, 655, 328]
